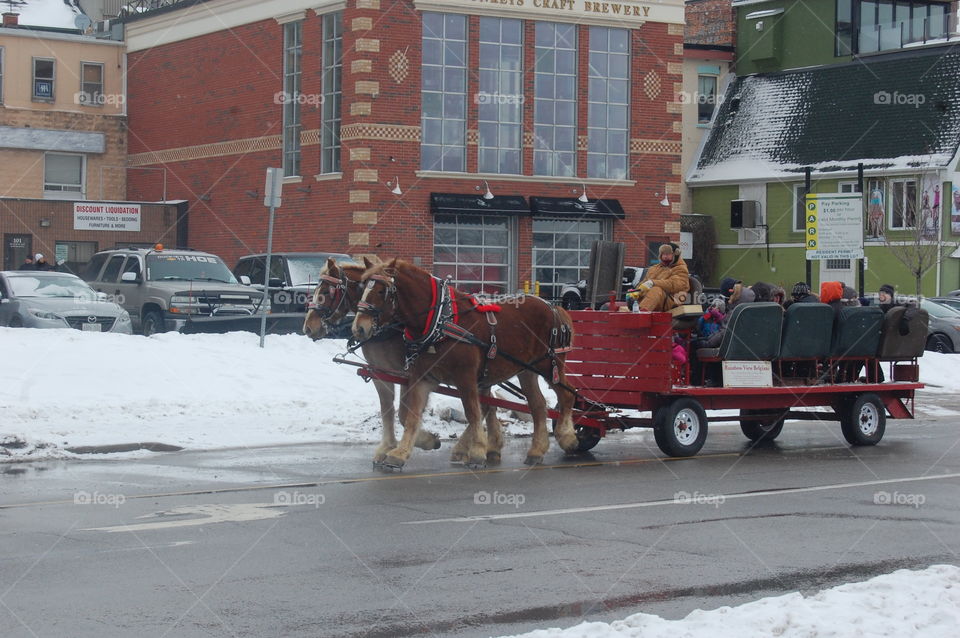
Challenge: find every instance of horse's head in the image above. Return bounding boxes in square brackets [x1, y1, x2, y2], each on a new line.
[303, 257, 361, 340]
[353, 257, 401, 342]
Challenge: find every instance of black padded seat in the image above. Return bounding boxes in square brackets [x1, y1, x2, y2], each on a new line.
[878, 306, 929, 360]
[780, 303, 834, 359]
[696, 302, 783, 361]
[831, 306, 883, 358]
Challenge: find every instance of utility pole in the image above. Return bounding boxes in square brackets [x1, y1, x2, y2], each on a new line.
[260, 167, 283, 348]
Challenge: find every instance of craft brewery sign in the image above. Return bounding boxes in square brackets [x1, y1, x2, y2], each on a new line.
[414, 0, 683, 26]
[74, 202, 142, 232]
[804, 193, 863, 260]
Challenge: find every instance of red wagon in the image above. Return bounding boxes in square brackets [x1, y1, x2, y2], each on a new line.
[339, 305, 925, 459]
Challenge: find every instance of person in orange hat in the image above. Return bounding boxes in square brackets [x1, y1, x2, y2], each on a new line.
[627, 243, 689, 312]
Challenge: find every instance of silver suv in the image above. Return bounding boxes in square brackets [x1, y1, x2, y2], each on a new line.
[82, 246, 266, 335]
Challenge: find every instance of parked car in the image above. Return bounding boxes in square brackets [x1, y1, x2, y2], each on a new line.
[559, 266, 646, 309]
[928, 296, 960, 313]
[921, 298, 960, 353]
[232, 252, 351, 312]
[82, 246, 266, 336]
[0, 271, 133, 333]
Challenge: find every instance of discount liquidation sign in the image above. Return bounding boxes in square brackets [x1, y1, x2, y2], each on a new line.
[804, 193, 863, 260]
[74, 203, 142, 232]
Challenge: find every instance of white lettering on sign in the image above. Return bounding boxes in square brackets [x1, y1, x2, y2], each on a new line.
[74, 202, 142, 232]
[722, 361, 773, 387]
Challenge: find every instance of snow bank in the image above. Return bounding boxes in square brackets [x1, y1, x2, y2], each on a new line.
[496, 564, 960, 638]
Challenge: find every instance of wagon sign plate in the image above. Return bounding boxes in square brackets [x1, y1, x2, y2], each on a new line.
[722, 361, 772, 387]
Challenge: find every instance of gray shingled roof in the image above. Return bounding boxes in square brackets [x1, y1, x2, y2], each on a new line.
[689, 44, 960, 183]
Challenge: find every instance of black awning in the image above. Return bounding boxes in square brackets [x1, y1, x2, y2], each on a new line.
[430, 193, 528, 216]
[529, 197, 625, 219]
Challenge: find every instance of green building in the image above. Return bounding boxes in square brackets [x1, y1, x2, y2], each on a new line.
[687, 0, 960, 297]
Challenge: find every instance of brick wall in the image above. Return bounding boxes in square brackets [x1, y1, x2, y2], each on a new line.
[126, 1, 683, 281]
[685, 0, 736, 48]
[0, 110, 126, 200]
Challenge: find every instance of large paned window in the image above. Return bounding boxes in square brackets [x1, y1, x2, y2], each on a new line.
[33, 58, 54, 100]
[890, 178, 917, 229]
[282, 20, 303, 177]
[534, 22, 577, 177]
[421, 13, 467, 172]
[434, 215, 511, 294]
[851, 0, 949, 54]
[79, 62, 103, 106]
[533, 218, 604, 300]
[44, 153, 84, 199]
[587, 27, 629, 179]
[321, 12, 342, 174]
[478, 17, 523, 174]
[55, 241, 98, 275]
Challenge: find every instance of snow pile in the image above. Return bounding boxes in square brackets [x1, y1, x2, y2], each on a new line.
[10, 0, 83, 30]
[0, 327, 954, 460]
[496, 564, 960, 638]
[0, 328, 514, 460]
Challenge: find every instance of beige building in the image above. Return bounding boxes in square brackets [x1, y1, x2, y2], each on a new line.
[0, 13, 127, 202]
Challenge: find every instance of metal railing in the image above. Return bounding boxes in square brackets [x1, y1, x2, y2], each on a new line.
[857, 14, 954, 54]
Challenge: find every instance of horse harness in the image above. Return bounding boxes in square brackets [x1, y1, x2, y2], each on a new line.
[358, 273, 572, 385]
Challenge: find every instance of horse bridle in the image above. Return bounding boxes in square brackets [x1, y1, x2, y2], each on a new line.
[307, 270, 351, 327]
[357, 273, 398, 333]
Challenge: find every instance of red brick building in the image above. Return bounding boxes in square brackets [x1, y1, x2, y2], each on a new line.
[124, 0, 684, 299]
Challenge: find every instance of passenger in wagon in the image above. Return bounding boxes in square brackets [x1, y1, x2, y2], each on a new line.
[783, 281, 820, 309]
[626, 243, 690, 312]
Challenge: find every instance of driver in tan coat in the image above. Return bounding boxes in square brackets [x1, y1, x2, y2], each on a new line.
[627, 243, 690, 312]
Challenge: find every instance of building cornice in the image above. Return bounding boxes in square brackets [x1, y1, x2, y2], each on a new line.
[125, 0, 345, 53]
[0, 29, 124, 46]
[413, 0, 684, 27]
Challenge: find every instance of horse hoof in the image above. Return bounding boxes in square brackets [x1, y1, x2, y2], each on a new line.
[415, 431, 442, 451]
[449, 451, 466, 465]
[381, 455, 405, 470]
[466, 459, 487, 470]
[373, 461, 398, 473]
[486, 451, 502, 466]
[524, 455, 544, 466]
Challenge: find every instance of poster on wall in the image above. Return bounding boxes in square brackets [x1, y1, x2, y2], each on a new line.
[73, 203, 141, 232]
[952, 181, 960, 235]
[918, 174, 941, 240]
[865, 179, 885, 240]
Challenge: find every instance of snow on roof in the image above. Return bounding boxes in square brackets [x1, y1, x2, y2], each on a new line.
[7, 0, 82, 30]
[689, 44, 960, 184]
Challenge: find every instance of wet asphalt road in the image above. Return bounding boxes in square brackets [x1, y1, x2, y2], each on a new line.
[2, 389, 959, 638]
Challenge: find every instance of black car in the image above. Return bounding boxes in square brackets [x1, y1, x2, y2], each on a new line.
[233, 252, 354, 336]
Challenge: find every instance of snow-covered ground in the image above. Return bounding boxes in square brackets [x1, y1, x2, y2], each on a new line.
[497, 564, 960, 638]
[2, 328, 958, 637]
[1, 327, 957, 460]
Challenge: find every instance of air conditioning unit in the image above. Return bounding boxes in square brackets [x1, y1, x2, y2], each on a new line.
[730, 200, 760, 229]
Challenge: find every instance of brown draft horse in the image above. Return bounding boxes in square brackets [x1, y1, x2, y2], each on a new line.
[353, 258, 578, 469]
[302, 258, 502, 467]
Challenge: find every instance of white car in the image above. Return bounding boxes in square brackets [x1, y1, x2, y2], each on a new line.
[0, 271, 133, 333]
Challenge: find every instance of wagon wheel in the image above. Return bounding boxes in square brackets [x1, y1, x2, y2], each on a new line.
[739, 408, 787, 442]
[839, 393, 886, 446]
[653, 398, 708, 457]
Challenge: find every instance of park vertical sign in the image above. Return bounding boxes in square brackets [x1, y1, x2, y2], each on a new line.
[804, 193, 864, 260]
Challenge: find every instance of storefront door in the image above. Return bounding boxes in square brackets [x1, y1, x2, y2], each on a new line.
[4, 234, 32, 270]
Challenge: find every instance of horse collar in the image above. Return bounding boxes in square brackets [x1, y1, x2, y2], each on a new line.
[403, 276, 458, 352]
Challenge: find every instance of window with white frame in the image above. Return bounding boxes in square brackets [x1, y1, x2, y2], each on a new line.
[79, 62, 104, 106]
[533, 218, 606, 301]
[587, 27, 629, 180]
[434, 214, 512, 294]
[320, 12, 342, 174]
[421, 12, 467, 172]
[282, 20, 302, 177]
[534, 22, 577, 177]
[838, 181, 857, 193]
[44, 153, 84, 199]
[478, 17, 523, 174]
[697, 74, 718, 124]
[793, 183, 808, 231]
[33, 58, 55, 100]
[890, 178, 917, 229]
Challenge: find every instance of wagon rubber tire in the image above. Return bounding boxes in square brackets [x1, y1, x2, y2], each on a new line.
[926, 334, 953, 354]
[653, 398, 708, 457]
[141, 310, 165, 337]
[8, 315, 23, 327]
[840, 393, 886, 446]
[739, 408, 786, 442]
